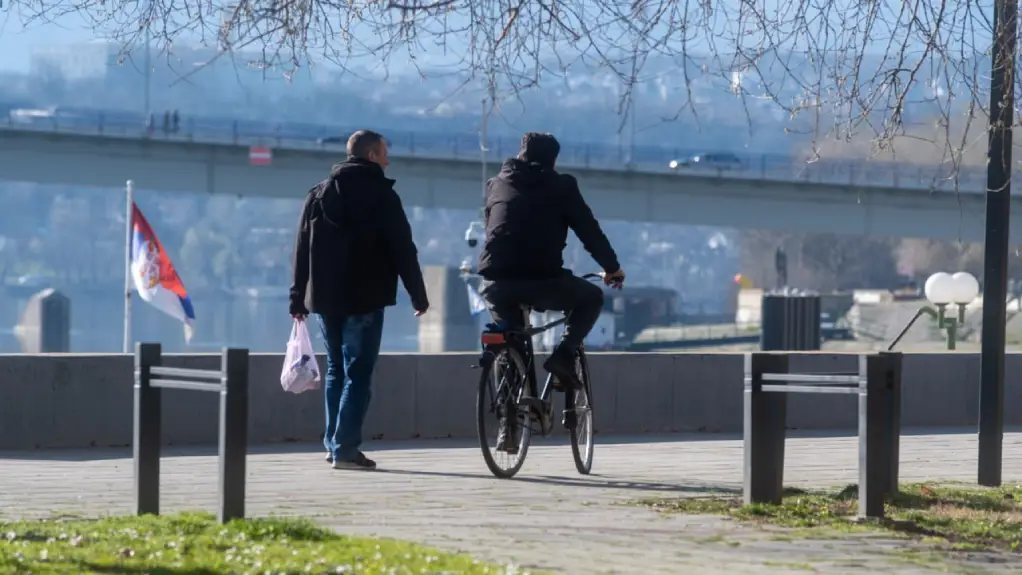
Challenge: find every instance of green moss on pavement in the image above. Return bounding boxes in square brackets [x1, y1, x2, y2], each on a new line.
[0, 512, 530, 574]
[637, 482, 1022, 551]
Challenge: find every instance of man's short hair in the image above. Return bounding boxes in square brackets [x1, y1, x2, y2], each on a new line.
[347, 130, 386, 159]
[518, 132, 561, 168]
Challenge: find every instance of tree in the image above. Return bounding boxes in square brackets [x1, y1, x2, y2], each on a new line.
[10, 0, 1009, 167]
[738, 229, 901, 292]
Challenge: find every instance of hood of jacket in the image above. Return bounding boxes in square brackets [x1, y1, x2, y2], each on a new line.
[495, 158, 558, 189]
[329, 157, 394, 183]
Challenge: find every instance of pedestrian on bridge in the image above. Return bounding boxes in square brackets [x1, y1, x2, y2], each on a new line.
[289, 130, 430, 471]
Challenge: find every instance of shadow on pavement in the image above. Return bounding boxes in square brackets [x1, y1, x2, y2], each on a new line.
[376, 467, 740, 494]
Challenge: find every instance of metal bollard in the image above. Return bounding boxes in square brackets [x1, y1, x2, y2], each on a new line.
[743, 352, 789, 505]
[133, 343, 162, 516]
[743, 351, 902, 519]
[133, 342, 250, 523]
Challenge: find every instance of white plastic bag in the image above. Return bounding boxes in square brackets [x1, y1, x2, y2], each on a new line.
[280, 320, 321, 394]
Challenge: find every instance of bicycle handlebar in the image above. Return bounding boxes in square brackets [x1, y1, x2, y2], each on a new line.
[459, 266, 622, 288]
[582, 272, 624, 288]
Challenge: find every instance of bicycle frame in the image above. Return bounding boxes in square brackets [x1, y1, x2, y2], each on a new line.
[521, 310, 565, 394]
[513, 309, 587, 436]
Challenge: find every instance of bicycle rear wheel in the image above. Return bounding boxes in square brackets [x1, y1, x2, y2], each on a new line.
[477, 346, 532, 478]
[567, 349, 595, 475]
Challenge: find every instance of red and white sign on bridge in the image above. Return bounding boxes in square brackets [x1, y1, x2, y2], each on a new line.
[249, 146, 272, 166]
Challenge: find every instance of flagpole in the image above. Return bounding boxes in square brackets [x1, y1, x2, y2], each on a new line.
[123, 180, 134, 354]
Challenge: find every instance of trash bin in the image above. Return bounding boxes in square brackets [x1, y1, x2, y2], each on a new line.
[761, 291, 821, 351]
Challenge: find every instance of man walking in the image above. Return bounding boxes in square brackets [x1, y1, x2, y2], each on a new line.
[289, 130, 429, 470]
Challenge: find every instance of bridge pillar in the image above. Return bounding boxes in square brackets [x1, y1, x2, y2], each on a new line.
[418, 266, 478, 352]
[15, 288, 71, 353]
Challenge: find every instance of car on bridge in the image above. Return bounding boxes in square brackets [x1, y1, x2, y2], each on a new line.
[669, 152, 744, 173]
[317, 136, 347, 145]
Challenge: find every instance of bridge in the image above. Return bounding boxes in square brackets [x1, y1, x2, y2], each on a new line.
[0, 117, 1016, 242]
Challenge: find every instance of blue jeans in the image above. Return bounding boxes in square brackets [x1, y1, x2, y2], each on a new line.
[317, 310, 385, 461]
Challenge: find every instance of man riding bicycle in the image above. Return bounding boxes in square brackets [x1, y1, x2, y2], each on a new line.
[478, 132, 626, 398]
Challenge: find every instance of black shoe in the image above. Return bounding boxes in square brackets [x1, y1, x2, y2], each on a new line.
[332, 452, 377, 471]
[543, 347, 581, 391]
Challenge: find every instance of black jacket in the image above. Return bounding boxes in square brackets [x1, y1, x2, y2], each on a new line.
[478, 159, 620, 280]
[290, 158, 429, 317]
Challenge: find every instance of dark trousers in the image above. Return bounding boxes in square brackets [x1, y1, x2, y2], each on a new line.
[316, 310, 385, 461]
[479, 273, 604, 347]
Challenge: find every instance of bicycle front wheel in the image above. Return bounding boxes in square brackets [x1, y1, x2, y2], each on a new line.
[477, 346, 532, 478]
[568, 349, 595, 475]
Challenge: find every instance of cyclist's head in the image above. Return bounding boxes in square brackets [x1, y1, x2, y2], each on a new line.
[347, 130, 389, 170]
[518, 132, 560, 170]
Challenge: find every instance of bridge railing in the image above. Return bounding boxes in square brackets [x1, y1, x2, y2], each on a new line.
[1, 110, 990, 192]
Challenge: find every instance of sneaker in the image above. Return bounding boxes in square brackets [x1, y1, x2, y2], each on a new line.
[324, 451, 333, 463]
[332, 452, 377, 471]
[543, 346, 581, 391]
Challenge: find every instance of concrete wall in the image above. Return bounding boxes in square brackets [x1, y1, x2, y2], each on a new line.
[1, 352, 1019, 450]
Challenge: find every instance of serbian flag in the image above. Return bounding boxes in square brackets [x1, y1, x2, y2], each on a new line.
[131, 203, 196, 342]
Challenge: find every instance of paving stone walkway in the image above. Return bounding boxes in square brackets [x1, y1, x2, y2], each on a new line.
[2, 430, 1022, 574]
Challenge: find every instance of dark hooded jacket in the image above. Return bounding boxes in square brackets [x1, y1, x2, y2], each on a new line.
[290, 158, 429, 316]
[477, 158, 620, 280]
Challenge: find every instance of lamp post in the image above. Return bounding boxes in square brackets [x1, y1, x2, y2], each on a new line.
[888, 272, 980, 351]
[978, 0, 1017, 489]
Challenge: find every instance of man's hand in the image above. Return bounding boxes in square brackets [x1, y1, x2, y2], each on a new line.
[604, 268, 626, 288]
[289, 300, 309, 322]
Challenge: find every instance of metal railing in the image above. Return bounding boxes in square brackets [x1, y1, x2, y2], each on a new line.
[0, 108, 993, 193]
[134, 342, 249, 523]
[743, 352, 902, 519]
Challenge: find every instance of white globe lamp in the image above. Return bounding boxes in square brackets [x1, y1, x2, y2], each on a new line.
[950, 271, 980, 305]
[924, 272, 954, 306]
[893, 271, 978, 352]
[669, 160, 679, 169]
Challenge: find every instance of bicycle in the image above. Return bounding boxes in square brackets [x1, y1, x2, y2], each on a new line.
[472, 272, 620, 479]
